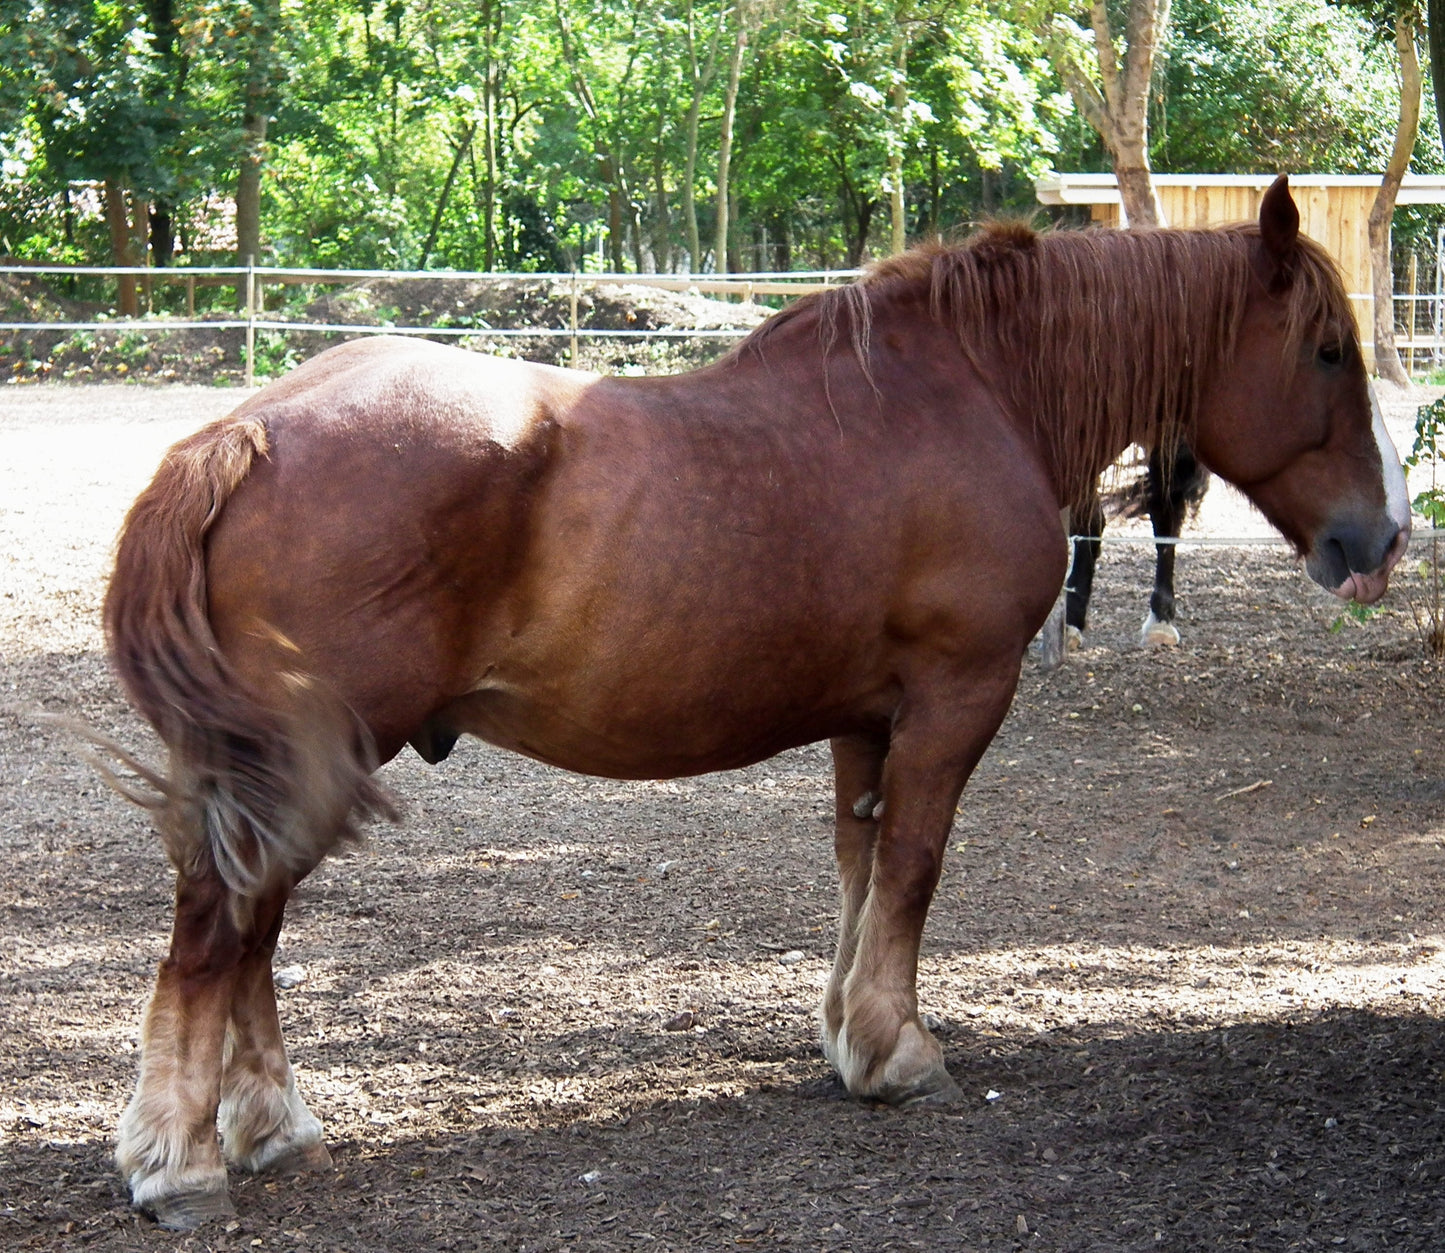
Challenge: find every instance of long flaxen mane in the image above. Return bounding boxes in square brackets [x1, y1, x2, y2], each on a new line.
[737, 220, 1356, 510]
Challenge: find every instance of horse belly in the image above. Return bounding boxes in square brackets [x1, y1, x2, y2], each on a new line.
[433, 615, 888, 780]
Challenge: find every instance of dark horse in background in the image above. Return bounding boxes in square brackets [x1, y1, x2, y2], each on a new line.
[98, 177, 1409, 1227]
[1065, 441, 1211, 648]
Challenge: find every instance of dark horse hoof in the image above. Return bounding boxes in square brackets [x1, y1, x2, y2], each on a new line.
[262, 1140, 334, 1175]
[872, 1065, 963, 1108]
[144, 1185, 236, 1231]
[896, 1067, 963, 1108]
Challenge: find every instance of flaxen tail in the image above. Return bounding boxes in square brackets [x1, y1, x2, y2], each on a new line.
[101, 414, 394, 899]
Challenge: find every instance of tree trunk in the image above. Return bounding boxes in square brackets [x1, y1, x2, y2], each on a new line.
[715, 12, 747, 274]
[480, 0, 504, 270]
[605, 164, 626, 271]
[130, 193, 151, 311]
[149, 202, 175, 266]
[1115, 161, 1163, 228]
[849, 201, 876, 268]
[553, 0, 636, 272]
[681, 94, 704, 271]
[926, 147, 940, 236]
[420, 119, 478, 269]
[235, 110, 267, 280]
[144, 0, 186, 269]
[1054, 0, 1170, 228]
[104, 178, 139, 317]
[234, 0, 277, 303]
[1430, 0, 1445, 149]
[836, 153, 877, 267]
[681, 0, 722, 273]
[1369, 4, 1422, 387]
[651, 120, 672, 271]
[888, 39, 908, 255]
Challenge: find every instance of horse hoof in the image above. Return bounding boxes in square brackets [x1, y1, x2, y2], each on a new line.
[1140, 613, 1180, 647]
[1065, 625, 1084, 652]
[143, 1185, 236, 1231]
[262, 1140, 334, 1175]
[896, 1067, 963, 1107]
[874, 1065, 963, 1108]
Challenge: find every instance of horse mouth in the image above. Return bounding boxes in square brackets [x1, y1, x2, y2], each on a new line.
[1309, 524, 1409, 604]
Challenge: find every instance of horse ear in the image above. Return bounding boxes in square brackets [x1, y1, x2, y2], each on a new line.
[1258, 174, 1299, 289]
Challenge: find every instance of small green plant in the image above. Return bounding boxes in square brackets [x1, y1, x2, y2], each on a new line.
[247, 330, 300, 379]
[1329, 600, 1380, 633]
[114, 329, 151, 366]
[1405, 396, 1445, 658]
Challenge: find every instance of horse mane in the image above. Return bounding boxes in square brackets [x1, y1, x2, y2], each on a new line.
[731, 220, 1355, 510]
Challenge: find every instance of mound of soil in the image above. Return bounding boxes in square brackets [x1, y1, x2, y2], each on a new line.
[1, 269, 766, 385]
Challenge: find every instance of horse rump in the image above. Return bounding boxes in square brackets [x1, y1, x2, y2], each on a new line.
[101, 413, 395, 903]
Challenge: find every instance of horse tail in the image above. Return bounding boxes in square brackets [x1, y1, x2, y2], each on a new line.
[101, 414, 395, 902]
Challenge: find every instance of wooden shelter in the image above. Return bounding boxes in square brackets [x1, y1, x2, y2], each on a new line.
[1035, 173, 1445, 361]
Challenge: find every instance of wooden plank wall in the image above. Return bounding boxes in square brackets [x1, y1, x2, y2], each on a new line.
[1087, 185, 1375, 356]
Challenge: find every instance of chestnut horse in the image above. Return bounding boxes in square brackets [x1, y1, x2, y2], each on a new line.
[103, 177, 1408, 1227]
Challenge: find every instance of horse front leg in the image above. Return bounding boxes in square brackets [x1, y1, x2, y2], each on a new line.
[217, 889, 332, 1176]
[115, 869, 245, 1228]
[825, 667, 1018, 1106]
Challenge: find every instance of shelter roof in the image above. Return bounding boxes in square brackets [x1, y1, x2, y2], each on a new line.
[1035, 172, 1445, 207]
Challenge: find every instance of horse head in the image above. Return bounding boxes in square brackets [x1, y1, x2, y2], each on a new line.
[1190, 175, 1410, 604]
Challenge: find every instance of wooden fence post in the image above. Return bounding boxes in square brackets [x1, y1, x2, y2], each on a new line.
[1407, 252, 1420, 376]
[244, 256, 256, 389]
[570, 272, 579, 368]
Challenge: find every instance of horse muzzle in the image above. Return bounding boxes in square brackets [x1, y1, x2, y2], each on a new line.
[1305, 516, 1409, 604]
[1306, 381, 1415, 604]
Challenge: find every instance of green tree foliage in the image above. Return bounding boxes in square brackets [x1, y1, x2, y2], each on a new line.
[1156, 0, 1407, 173]
[0, 0, 1434, 273]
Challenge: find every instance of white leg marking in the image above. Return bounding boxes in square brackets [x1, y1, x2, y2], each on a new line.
[1140, 611, 1180, 647]
[116, 1087, 228, 1212]
[115, 1002, 230, 1218]
[218, 1037, 326, 1172]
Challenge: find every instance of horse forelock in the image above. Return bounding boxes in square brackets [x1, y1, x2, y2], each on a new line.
[730, 221, 1353, 512]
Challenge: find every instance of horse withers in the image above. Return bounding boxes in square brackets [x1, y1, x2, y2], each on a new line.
[100, 176, 1408, 1227]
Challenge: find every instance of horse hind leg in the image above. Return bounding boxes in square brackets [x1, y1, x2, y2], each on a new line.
[115, 869, 244, 1229]
[1140, 535, 1181, 647]
[217, 888, 331, 1177]
[821, 733, 887, 1070]
[1140, 444, 1193, 648]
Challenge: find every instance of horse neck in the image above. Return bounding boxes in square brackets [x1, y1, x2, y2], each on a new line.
[961, 230, 1254, 511]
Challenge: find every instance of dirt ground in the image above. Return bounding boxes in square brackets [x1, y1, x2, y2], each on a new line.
[2, 380, 1445, 1253]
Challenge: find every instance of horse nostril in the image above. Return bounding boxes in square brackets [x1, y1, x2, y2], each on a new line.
[1322, 536, 1349, 581]
[1384, 525, 1409, 572]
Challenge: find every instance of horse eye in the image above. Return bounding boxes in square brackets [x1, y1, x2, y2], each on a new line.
[1318, 341, 1344, 367]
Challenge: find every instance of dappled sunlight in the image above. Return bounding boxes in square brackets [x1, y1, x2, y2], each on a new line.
[922, 935, 1445, 1038]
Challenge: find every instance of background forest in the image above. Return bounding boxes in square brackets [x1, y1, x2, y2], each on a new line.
[0, 0, 1441, 277]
